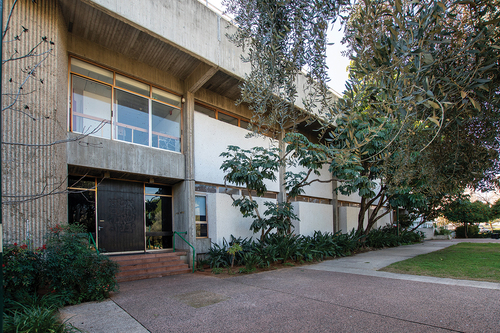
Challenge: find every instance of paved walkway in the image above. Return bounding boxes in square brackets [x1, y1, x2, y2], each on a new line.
[60, 239, 500, 332]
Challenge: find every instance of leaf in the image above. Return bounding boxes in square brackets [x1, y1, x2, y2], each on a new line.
[428, 116, 439, 126]
[469, 97, 481, 111]
[427, 101, 440, 109]
[461, 91, 467, 99]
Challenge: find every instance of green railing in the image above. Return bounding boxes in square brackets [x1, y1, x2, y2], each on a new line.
[88, 233, 99, 255]
[173, 231, 195, 273]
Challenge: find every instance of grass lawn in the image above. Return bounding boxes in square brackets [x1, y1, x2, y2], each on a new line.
[380, 243, 500, 282]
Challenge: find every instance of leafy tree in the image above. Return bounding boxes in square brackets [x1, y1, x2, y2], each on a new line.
[222, 0, 500, 235]
[220, 133, 331, 241]
[443, 198, 491, 237]
[223, 0, 348, 133]
[491, 199, 500, 220]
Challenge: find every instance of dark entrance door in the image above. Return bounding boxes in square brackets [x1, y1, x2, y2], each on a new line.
[97, 179, 144, 252]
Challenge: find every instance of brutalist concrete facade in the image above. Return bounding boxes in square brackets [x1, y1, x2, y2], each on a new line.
[2, 0, 391, 265]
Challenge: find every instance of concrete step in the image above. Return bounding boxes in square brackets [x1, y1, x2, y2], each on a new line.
[117, 263, 190, 277]
[116, 268, 191, 283]
[111, 251, 191, 282]
[110, 251, 187, 263]
[112, 256, 183, 266]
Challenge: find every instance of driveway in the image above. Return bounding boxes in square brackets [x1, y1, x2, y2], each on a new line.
[61, 239, 500, 332]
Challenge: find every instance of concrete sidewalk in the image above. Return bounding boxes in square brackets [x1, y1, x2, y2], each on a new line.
[60, 239, 500, 332]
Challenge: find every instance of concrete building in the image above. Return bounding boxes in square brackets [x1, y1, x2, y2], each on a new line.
[2, 0, 391, 267]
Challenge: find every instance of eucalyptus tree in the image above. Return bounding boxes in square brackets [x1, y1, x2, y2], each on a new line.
[223, 0, 348, 133]
[339, 0, 500, 228]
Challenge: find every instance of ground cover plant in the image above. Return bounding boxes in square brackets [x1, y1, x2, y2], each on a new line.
[3, 224, 119, 332]
[204, 227, 424, 274]
[380, 243, 500, 282]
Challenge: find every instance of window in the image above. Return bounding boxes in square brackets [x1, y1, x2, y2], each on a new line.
[194, 102, 250, 130]
[70, 57, 182, 152]
[195, 195, 208, 238]
[67, 176, 97, 234]
[145, 185, 173, 250]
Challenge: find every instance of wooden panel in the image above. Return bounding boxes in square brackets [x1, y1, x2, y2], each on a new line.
[97, 179, 144, 252]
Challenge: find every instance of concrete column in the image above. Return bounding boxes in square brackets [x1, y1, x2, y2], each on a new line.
[277, 131, 287, 203]
[174, 91, 196, 268]
[332, 180, 339, 233]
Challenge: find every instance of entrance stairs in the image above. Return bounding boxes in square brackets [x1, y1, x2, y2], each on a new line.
[111, 251, 191, 282]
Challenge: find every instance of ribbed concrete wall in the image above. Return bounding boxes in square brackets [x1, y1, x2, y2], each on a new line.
[2, 0, 68, 246]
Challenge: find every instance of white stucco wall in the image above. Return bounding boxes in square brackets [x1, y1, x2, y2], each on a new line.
[207, 193, 271, 245]
[292, 202, 333, 236]
[194, 111, 279, 191]
[287, 164, 333, 199]
[339, 206, 360, 233]
[339, 206, 393, 234]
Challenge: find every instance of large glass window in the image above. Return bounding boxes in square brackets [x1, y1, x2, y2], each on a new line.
[145, 185, 173, 249]
[67, 176, 96, 235]
[114, 89, 149, 146]
[71, 76, 112, 138]
[70, 57, 182, 152]
[195, 195, 208, 238]
[152, 101, 181, 151]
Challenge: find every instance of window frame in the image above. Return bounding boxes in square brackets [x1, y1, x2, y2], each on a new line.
[195, 194, 208, 238]
[194, 101, 250, 130]
[68, 56, 183, 153]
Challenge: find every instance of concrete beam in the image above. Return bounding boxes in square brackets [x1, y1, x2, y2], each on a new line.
[185, 62, 218, 93]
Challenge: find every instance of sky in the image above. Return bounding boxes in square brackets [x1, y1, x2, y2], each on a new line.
[206, 0, 351, 95]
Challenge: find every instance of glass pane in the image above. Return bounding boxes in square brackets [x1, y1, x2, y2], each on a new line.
[68, 176, 95, 190]
[68, 191, 96, 233]
[72, 75, 112, 138]
[145, 186, 172, 196]
[116, 74, 150, 96]
[145, 195, 173, 249]
[218, 187, 239, 195]
[152, 87, 181, 108]
[195, 196, 206, 221]
[196, 223, 208, 238]
[71, 58, 113, 84]
[147, 236, 165, 250]
[218, 112, 238, 126]
[145, 195, 163, 231]
[195, 184, 216, 193]
[152, 101, 181, 152]
[194, 104, 216, 118]
[114, 89, 149, 146]
[240, 120, 250, 129]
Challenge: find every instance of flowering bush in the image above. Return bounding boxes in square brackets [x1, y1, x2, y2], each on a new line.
[3, 223, 119, 305]
[3, 242, 45, 301]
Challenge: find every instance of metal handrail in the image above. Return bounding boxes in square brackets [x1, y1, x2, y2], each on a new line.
[88, 232, 99, 255]
[173, 231, 195, 273]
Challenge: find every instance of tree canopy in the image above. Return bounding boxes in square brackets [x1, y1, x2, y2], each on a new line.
[222, 0, 500, 234]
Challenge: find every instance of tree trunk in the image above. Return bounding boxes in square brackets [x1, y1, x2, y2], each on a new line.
[358, 197, 367, 232]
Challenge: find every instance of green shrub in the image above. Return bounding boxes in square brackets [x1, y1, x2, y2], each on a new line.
[207, 240, 231, 268]
[365, 227, 400, 248]
[3, 224, 119, 306]
[434, 227, 452, 236]
[3, 243, 45, 301]
[205, 228, 423, 272]
[242, 252, 262, 271]
[333, 229, 361, 256]
[3, 294, 80, 333]
[455, 224, 480, 238]
[43, 224, 119, 304]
